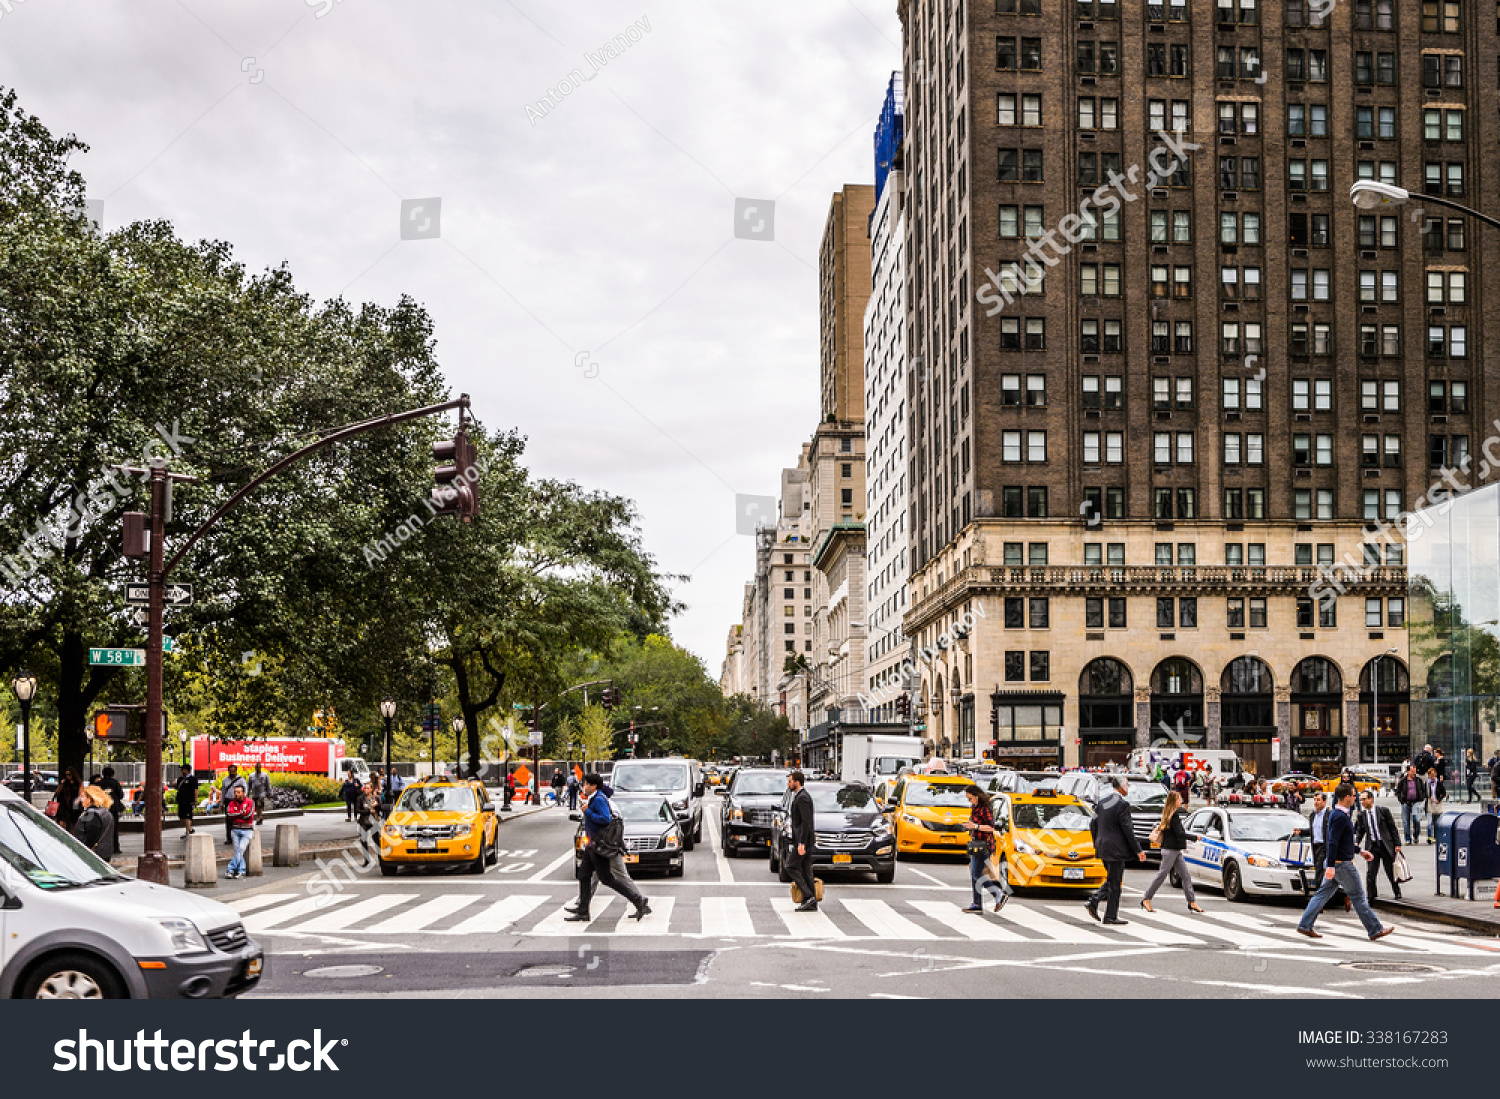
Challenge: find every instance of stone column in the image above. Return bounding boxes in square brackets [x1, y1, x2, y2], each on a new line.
[1205, 687, 1222, 750]
[1275, 686, 1292, 773]
[1135, 687, 1152, 748]
[1344, 688, 1362, 770]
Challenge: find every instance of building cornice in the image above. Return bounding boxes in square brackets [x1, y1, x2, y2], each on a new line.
[811, 521, 867, 570]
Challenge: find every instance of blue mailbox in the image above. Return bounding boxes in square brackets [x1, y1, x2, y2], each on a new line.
[1453, 813, 1500, 900]
[1434, 811, 1474, 897]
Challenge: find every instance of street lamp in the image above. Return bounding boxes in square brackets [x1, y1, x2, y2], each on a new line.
[1349, 180, 1500, 229]
[379, 697, 396, 808]
[451, 715, 464, 777]
[11, 669, 36, 801]
[177, 728, 189, 770]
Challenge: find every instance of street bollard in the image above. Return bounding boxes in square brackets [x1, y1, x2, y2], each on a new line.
[273, 823, 300, 867]
[184, 833, 217, 889]
[246, 827, 264, 877]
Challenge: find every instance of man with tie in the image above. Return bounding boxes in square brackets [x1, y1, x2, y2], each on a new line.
[1354, 788, 1403, 900]
[1298, 783, 1394, 942]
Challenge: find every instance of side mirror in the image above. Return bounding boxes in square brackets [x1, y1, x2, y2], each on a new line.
[694, 783, 706, 798]
[482, 802, 495, 813]
[568, 812, 582, 822]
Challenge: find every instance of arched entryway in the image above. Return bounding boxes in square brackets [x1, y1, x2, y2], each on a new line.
[1221, 656, 1275, 778]
[1079, 658, 1136, 767]
[1359, 656, 1409, 766]
[1150, 658, 1205, 744]
[1291, 657, 1344, 776]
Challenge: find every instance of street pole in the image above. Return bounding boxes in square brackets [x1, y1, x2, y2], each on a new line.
[381, 700, 395, 810]
[1373, 653, 1380, 770]
[138, 460, 169, 885]
[17, 689, 33, 803]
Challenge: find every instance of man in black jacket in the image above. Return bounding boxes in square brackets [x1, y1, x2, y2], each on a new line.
[1085, 775, 1145, 925]
[1298, 783, 1394, 941]
[1353, 788, 1403, 899]
[787, 771, 820, 912]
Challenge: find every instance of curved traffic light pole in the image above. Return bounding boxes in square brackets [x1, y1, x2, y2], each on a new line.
[133, 395, 471, 885]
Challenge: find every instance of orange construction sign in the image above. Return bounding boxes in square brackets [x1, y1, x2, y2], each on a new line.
[512, 764, 532, 788]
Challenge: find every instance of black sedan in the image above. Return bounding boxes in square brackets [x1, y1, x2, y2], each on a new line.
[572, 795, 685, 877]
[769, 781, 895, 884]
[719, 767, 788, 857]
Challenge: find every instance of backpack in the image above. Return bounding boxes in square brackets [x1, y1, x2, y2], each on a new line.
[594, 802, 626, 858]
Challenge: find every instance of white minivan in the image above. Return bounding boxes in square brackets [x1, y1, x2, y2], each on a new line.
[0, 787, 262, 999]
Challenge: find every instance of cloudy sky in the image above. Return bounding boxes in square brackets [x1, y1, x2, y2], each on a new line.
[0, 0, 902, 671]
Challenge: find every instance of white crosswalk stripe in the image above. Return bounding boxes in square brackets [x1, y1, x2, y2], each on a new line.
[241, 894, 351, 933]
[769, 895, 847, 938]
[294, 894, 410, 933]
[361, 895, 479, 933]
[993, 902, 1115, 945]
[612, 896, 675, 936]
[527, 896, 616, 936]
[1043, 905, 1204, 946]
[909, 900, 1028, 941]
[698, 895, 756, 937]
[227, 893, 300, 916]
[842, 899, 938, 940]
[447, 895, 552, 936]
[1133, 907, 1289, 951]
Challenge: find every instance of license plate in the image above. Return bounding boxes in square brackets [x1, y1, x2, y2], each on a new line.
[832, 853, 853, 864]
[624, 854, 639, 864]
[417, 838, 436, 851]
[944, 834, 961, 842]
[1063, 867, 1085, 881]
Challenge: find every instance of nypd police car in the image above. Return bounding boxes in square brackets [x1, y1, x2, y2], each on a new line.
[1169, 806, 1313, 902]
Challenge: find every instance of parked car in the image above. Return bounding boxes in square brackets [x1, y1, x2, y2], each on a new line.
[572, 795, 684, 877]
[2, 772, 57, 794]
[0, 786, 262, 999]
[719, 767, 789, 857]
[608, 758, 706, 850]
[769, 781, 895, 884]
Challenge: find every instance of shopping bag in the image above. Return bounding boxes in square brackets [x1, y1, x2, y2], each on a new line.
[789, 879, 824, 904]
[1393, 849, 1413, 884]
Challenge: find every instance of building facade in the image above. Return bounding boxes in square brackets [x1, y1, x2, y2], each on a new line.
[892, 0, 1500, 773]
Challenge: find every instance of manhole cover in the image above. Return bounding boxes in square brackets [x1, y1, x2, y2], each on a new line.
[514, 964, 575, 978]
[1340, 961, 1444, 974]
[303, 964, 384, 979]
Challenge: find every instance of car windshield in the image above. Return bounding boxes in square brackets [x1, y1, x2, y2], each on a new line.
[1228, 812, 1309, 842]
[733, 772, 786, 796]
[397, 786, 478, 813]
[0, 800, 123, 890]
[990, 772, 1055, 794]
[873, 756, 912, 776]
[904, 781, 971, 807]
[615, 799, 674, 823]
[612, 764, 689, 793]
[1011, 802, 1095, 831]
[808, 785, 876, 812]
[1126, 784, 1169, 808]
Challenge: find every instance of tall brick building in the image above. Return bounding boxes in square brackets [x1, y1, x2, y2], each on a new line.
[895, 0, 1491, 774]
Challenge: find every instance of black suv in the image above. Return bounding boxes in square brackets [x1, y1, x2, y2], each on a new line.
[769, 781, 896, 884]
[571, 795, 685, 877]
[719, 767, 788, 857]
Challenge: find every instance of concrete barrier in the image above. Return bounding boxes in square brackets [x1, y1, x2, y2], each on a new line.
[184, 834, 217, 889]
[273, 823, 300, 867]
[246, 828, 264, 877]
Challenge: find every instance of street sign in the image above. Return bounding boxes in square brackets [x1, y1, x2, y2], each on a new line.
[528, 730, 544, 746]
[125, 585, 150, 606]
[124, 582, 193, 607]
[128, 607, 150, 627]
[512, 702, 533, 711]
[89, 648, 146, 667]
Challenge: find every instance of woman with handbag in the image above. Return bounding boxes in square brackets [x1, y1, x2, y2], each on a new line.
[51, 768, 81, 831]
[1140, 791, 1204, 913]
[961, 786, 1009, 913]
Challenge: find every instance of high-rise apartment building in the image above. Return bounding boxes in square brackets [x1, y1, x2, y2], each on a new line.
[894, 0, 1478, 774]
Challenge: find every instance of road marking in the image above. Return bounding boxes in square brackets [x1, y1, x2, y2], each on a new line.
[294, 894, 409, 933]
[227, 892, 299, 915]
[241, 894, 350, 932]
[1133, 907, 1289, 951]
[612, 896, 675, 936]
[994, 902, 1114, 944]
[361, 894, 479, 933]
[904, 865, 949, 887]
[526, 849, 575, 883]
[707, 811, 735, 884]
[842, 899, 938, 940]
[1044, 905, 1203, 946]
[769, 894, 846, 938]
[447, 894, 552, 935]
[909, 900, 1028, 941]
[699, 895, 756, 937]
[528, 896, 616, 936]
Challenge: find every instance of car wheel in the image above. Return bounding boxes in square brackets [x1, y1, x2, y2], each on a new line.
[997, 857, 1015, 890]
[22, 953, 126, 1000]
[683, 827, 695, 852]
[768, 842, 780, 875]
[485, 829, 499, 866]
[379, 858, 398, 877]
[695, 815, 704, 842]
[1223, 860, 1247, 903]
[777, 847, 793, 883]
[874, 864, 896, 884]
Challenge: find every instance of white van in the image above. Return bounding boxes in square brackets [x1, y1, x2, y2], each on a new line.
[608, 758, 706, 850]
[0, 787, 262, 999]
[1128, 748, 1246, 783]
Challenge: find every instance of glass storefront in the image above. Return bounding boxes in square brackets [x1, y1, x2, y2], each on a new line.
[1408, 484, 1500, 766]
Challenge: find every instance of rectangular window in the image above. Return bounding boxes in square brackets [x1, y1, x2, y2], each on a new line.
[1029, 598, 1049, 629]
[1108, 597, 1127, 628]
[1005, 652, 1026, 682]
[1029, 651, 1050, 682]
[1085, 597, 1103, 629]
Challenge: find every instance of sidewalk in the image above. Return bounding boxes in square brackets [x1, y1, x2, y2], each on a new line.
[1367, 798, 1500, 934]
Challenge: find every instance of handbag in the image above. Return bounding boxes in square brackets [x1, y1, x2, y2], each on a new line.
[1148, 824, 1163, 847]
[44, 800, 58, 818]
[1393, 849, 1413, 884]
[965, 837, 990, 856]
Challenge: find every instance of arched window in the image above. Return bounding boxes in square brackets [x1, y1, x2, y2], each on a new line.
[1359, 658, 1408, 694]
[1427, 655, 1457, 698]
[1151, 658, 1202, 696]
[1221, 656, 1273, 696]
[1079, 658, 1133, 730]
[1221, 657, 1274, 729]
[1150, 658, 1203, 730]
[1291, 657, 1342, 695]
[1081, 657, 1133, 697]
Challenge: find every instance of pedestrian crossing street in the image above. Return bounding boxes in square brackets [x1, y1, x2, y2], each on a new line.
[228, 888, 1499, 957]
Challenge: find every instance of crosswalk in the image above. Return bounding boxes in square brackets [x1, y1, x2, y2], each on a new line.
[229, 888, 1500, 957]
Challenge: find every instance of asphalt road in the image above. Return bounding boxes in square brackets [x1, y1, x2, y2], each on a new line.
[238, 801, 1500, 999]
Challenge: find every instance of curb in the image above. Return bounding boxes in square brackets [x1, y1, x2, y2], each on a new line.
[1372, 895, 1500, 936]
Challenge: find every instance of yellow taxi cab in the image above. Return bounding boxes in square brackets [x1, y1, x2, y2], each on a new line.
[378, 778, 499, 876]
[889, 774, 975, 856]
[993, 790, 1107, 891]
[1320, 773, 1382, 796]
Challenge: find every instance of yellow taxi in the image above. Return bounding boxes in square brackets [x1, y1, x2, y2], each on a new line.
[378, 778, 499, 876]
[993, 790, 1107, 891]
[889, 774, 975, 856]
[1320, 773, 1382, 796]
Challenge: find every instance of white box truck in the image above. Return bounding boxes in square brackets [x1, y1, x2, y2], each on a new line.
[841, 734, 924, 785]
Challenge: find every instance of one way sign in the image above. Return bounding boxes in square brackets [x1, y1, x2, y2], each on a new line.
[124, 583, 193, 607]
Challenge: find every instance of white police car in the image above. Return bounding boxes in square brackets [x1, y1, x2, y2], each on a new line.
[1171, 806, 1314, 902]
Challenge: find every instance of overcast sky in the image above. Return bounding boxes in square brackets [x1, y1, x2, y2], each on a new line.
[0, 0, 902, 671]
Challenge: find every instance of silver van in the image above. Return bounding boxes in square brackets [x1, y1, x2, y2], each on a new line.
[607, 758, 705, 850]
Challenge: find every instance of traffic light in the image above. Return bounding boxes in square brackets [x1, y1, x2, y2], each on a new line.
[431, 431, 479, 521]
[989, 706, 1000, 738]
[93, 710, 129, 742]
[895, 694, 910, 720]
[122, 512, 149, 558]
[600, 686, 617, 712]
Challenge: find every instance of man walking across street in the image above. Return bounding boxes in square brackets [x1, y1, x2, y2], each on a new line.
[1395, 763, 1426, 845]
[1298, 783, 1395, 942]
[1353, 788, 1403, 900]
[565, 773, 650, 923]
[248, 763, 272, 825]
[1306, 792, 1347, 912]
[1085, 774, 1145, 925]
[787, 770, 820, 912]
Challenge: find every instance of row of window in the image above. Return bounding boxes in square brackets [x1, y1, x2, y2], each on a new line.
[1059, 484, 1429, 522]
[1071, 542, 1405, 567]
[994, 0, 1458, 32]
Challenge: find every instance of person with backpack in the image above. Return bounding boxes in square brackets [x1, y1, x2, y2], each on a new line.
[72, 786, 116, 862]
[174, 768, 200, 837]
[564, 773, 650, 923]
[566, 770, 580, 811]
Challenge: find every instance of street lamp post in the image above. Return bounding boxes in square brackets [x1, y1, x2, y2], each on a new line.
[1349, 181, 1500, 230]
[451, 716, 464, 778]
[177, 729, 189, 770]
[11, 669, 37, 802]
[379, 698, 396, 809]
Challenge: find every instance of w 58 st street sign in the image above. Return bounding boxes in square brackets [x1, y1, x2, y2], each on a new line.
[89, 639, 175, 666]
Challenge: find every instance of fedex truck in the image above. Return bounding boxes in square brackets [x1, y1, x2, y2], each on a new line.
[190, 737, 369, 782]
[1127, 747, 1246, 783]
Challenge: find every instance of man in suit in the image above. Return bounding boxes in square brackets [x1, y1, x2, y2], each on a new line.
[1306, 792, 1347, 912]
[1298, 783, 1394, 942]
[1353, 788, 1403, 900]
[1085, 774, 1145, 925]
[787, 770, 820, 912]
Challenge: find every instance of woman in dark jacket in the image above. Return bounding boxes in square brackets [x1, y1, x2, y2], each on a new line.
[1140, 791, 1204, 913]
[71, 786, 116, 862]
[961, 786, 1010, 913]
[52, 768, 82, 831]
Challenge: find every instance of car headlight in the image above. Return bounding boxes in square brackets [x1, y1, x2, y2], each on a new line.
[730, 807, 744, 821]
[383, 825, 402, 838]
[1246, 854, 1283, 869]
[156, 918, 211, 956]
[665, 832, 680, 849]
[672, 799, 688, 811]
[1012, 839, 1038, 856]
[872, 817, 891, 834]
[451, 820, 473, 835]
[900, 813, 926, 827]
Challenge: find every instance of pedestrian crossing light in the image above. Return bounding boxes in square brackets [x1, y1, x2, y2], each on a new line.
[431, 431, 479, 521]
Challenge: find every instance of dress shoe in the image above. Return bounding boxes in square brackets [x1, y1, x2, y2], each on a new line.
[993, 895, 1007, 913]
[1187, 903, 1205, 914]
[1393, 889, 1402, 900]
[1102, 917, 1129, 925]
[564, 904, 580, 914]
[1084, 901, 1100, 922]
[795, 899, 819, 912]
[563, 912, 591, 922]
[1369, 926, 1396, 942]
[631, 902, 652, 921]
[1297, 927, 1322, 939]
